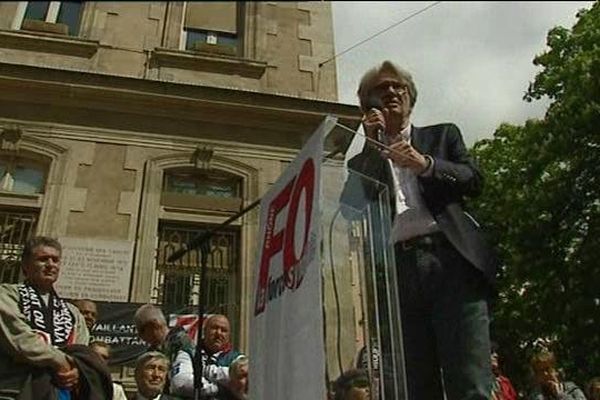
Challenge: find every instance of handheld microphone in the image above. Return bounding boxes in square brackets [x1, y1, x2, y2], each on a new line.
[364, 96, 387, 145]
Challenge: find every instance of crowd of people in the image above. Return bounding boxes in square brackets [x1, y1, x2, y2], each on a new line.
[0, 236, 247, 400]
[490, 344, 599, 400]
[1, 236, 596, 400]
[133, 303, 247, 399]
[328, 345, 598, 400]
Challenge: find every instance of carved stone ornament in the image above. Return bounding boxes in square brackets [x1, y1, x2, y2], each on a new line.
[0, 126, 23, 152]
[191, 146, 214, 170]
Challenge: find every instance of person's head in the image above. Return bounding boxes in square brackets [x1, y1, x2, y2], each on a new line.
[586, 377, 600, 400]
[334, 369, 370, 400]
[357, 61, 417, 131]
[135, 351, 169, 398]
[490, 341, 501, 376]
[72, 299, 98, 331]
[21, 236, 62, 293]
[530, 350, 560, 386]
[134, 304, 168, 347]
[203, 314, 231, 354]
[89, 340, 110, 365]
[229, 355, 249, 394]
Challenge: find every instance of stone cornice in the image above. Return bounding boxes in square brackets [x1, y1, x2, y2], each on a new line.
[0, 29, 99, 58]
[151, 47, 267, 79]
[0, 61, 361, 134]
[0, 118, 299, 162]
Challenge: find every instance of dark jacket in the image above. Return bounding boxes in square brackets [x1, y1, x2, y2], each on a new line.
[528, 381, 587, 400]
[10, 345, 112, 400]
[341, 123, 497, 285]
[214, 383, 246, 400]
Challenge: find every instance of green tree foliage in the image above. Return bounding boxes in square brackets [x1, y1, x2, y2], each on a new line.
[470, 1, 600, 391]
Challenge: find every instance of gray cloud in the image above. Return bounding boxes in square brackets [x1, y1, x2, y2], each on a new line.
[332, 1, 593, 145]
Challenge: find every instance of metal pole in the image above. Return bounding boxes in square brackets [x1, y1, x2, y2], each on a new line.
[193, 240, 210, 400]
[168, 199, 261, 399]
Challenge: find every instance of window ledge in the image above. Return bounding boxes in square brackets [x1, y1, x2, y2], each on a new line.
[0, 29, 99, 58]
[161, 192, 242, 212]
[152, 47, 267, 79]
[0, 191, 43, 208]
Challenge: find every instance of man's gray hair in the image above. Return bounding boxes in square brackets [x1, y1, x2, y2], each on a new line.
[357, 60, 418, 110]
[134, 304, 167, 332]
[21, 236, 61, 264]
[202, 313, 229, 336]
[135, 351, 169, 372]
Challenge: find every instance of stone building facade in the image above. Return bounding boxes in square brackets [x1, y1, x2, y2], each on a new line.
[0, 0, 362, 352]
[0, 4, 378, 392]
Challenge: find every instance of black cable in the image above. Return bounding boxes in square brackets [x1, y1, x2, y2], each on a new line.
[328, 206, 345, 375]
[319, 1, 443, 68]
[321, 254, 333, 397]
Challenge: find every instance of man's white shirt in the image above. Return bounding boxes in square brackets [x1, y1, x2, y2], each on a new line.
[387, 124, 439, 243]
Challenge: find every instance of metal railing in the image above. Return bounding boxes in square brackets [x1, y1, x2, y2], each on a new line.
[0, 209, 38, 283]
[153, 221, 240, 317]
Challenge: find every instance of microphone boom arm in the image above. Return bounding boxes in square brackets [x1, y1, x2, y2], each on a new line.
[167, 198, 262, 263]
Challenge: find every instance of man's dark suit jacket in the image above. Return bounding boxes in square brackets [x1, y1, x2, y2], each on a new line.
[340, 123, 497, 286]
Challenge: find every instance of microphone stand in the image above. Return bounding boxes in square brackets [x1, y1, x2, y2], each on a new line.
[167, 198, 261, 400]
[166, 125, 358, 400]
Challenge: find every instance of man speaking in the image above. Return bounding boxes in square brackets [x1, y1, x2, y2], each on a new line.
[342, 60, 497, 400]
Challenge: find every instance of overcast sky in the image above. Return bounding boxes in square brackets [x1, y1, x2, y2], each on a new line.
[331, 1, 593, 146]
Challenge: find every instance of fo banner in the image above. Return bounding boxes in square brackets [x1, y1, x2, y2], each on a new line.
[250, 121, 329, 400]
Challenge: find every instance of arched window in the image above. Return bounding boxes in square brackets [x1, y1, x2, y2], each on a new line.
[154, 167, 243, 335]
[0, 153, 50, 283]
[0, 156, 47, 194]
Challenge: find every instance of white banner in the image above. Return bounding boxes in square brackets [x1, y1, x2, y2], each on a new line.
[249, 123, 328, 400]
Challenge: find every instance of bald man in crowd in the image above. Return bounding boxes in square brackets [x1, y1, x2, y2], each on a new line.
[72, 299, 98, 332]
[169, 314, 244, 399]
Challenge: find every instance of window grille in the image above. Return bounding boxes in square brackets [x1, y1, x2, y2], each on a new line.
[153, 221, 240, 319]
[0, 209, 38, 283]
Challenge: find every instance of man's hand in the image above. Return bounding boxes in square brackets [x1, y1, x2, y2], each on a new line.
[383, 139, 429, 174]
[362, 108, 387, 140]
[542, 380, 562, 398]
[55, 357, 80, 390]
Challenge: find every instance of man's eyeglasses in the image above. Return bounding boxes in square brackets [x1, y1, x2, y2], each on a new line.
[371, 81, 408, 97]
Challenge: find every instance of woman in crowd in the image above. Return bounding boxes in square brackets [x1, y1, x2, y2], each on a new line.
[528, 350, 585, 400]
